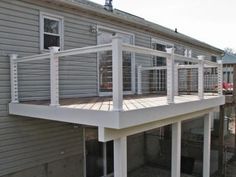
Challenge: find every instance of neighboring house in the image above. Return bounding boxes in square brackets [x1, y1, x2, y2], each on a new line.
[0, 1, 225, 177]
[222, 53, 236, 84]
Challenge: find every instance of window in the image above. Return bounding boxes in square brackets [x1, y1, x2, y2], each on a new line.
[211, 56, 217, 62]
[40, 12, 64, 51]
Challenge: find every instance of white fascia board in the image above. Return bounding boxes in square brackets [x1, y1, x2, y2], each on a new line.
[98, 108, 215, 142]
[118, 96, 225, 129]
[9, 103, 120, 129]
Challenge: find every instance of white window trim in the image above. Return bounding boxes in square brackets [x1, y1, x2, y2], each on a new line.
[40, 12, 64, 52]
[96, 25, 136, 96]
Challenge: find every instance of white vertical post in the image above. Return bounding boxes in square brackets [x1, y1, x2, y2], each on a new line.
[198, 56, 205, 99]
[217, 60, 223, 95]
[171, 121, 181, 177]
[203, 112, 212, 177]
[49, 47, 60, 106]
[166, 48, 175, 104]
[174, 63, 179, 96]
[10, 54, 19, 103]
[112, 35, 123, 111]
[137, 65, 142, 95]
[114, 137, 127, 177]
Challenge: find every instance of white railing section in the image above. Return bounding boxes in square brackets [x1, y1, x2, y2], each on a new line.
[10, 35, 223, 110]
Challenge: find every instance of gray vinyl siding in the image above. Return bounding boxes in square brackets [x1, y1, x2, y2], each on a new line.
[0, 0, 85, 176]
[0, 0, 221, 176]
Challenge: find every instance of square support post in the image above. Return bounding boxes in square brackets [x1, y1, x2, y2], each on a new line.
[198, 55, 205, 99]
[203, 112, 213, 177]
[49, 47, 60, 106]
[10, 54, 19, 103]
[137, 65, 142, 95]
[217, 60, 223, 95]
[112, 35, 123, 111]
[114, 137, 127, 177]
[174, 63, 179, 96]
[167, 48, 175, 104]
[171, 121, 181, 177]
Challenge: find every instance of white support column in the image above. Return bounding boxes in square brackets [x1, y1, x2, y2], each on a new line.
[198, 55, 205, 99]
[114, 137, 127, 177]
[171, 121, 181, 177]
[203, 112, 212, 177]
[217, 60, 223, 95]
[174, 63, 179, 96]
[10, 54, 19, 103]
[166, 48, 175, 104]
[112, 35, 123, 111]
[49, 47, 60, 106]
[137, 65, 142, 95]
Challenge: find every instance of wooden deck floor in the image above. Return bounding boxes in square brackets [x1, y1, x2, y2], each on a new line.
[22, 93, 219, 111]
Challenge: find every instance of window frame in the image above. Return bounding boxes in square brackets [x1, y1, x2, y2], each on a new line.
[40, 12, 64, 51]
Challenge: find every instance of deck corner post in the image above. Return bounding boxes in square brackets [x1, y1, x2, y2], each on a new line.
[198, 55, 205, 100]
[112, 35, 123, 111]
[137, 65, 142, 95]
[49, 47, 60, 106]
[166, 48, 175, 104]
[217, 60, 223, 95]
[203, 112, 212, 177]
[114, 136, 127, 177]
[174, 63, 179, 96]
[171, 121, 181, 177]
[10, 54, 19, 103]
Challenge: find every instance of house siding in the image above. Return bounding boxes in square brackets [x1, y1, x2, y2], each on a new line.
[0, 0, 221, 176]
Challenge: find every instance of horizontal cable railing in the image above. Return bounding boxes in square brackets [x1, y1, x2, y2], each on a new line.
[10, 35, 223, 111]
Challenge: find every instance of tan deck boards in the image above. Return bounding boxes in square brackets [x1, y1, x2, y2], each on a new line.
[22, 94, 219, 111]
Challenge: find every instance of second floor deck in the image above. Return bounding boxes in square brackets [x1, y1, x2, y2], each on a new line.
[9, 35, 225, 129]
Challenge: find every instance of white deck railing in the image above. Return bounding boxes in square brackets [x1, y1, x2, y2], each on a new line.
[10, 35, 223, 111]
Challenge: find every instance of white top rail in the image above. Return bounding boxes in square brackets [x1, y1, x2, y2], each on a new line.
[55, 44, 112, 58]
[16, 53, 50, 63]
[122, 43, 171, 58]
[139, 66, 167, 71]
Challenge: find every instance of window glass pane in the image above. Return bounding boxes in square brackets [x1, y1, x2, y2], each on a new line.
[44, 34, 60, 49]
[44, 18, 59, 34]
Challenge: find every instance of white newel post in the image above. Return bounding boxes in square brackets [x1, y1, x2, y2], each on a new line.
[112, 35, 123, 111]
[174, 63, 179, 96]
[10, 54, 19, 103]
[203, 112, 212, 177]
[166, 48, 175, 104]
[49, 47, 60, 106]
[217, 60, 223, 95]
[171, 121, 181, 177]
[137, 65, 142, 95]
[114, 137, 127, 177]
[198, 55, 205, 99]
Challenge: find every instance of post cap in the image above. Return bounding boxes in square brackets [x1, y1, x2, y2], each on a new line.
[197, 55, 205, 60]
[217, 60, 223, 64]
[49, 47, 60, 53]
[9, 54, 18, 60]
[112, 33, 122, 40]
[166, 47, 174, 54]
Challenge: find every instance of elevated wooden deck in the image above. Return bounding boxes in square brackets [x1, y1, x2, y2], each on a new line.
[22, 93, 220, 111]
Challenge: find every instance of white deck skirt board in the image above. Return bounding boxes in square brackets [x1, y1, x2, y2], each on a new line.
[9, 95, 224, 129]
